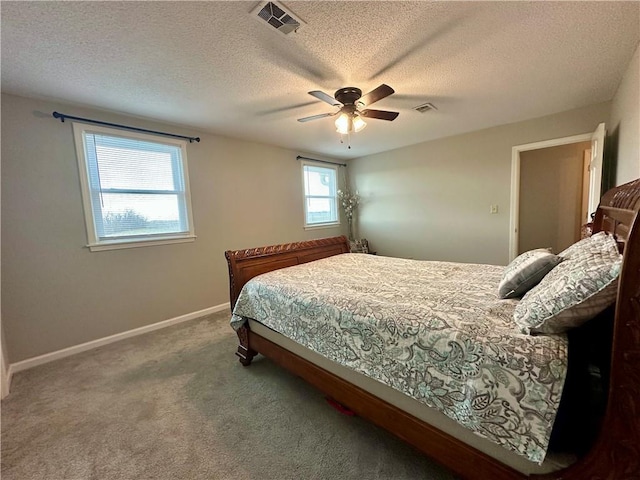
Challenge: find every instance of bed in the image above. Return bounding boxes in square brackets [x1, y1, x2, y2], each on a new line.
[225, 179, 640, 480]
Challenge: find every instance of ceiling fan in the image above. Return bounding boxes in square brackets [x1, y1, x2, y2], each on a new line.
[298, 84, 399, 135]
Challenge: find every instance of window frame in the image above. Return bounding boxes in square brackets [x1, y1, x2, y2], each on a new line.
[73, 122, 196, 251]
[301, 160, 340, 229]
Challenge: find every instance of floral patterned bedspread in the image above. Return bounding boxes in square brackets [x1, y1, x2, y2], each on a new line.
[230, 253, 568, 464]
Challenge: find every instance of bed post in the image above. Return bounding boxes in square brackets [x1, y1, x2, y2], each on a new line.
[225, 249, 257, 366]
[235, 325, 257, 366]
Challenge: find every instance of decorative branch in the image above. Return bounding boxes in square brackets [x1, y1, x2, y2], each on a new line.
[337, 189, 360, 240]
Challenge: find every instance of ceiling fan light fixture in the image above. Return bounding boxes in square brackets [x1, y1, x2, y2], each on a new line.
[335, 113, 351, 134]
[353, 115, 367, 132]
[335, 113, 367, 134]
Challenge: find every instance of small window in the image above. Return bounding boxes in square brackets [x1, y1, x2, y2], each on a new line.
[301, 161, 339, 228]
[73, 123, 195, 251]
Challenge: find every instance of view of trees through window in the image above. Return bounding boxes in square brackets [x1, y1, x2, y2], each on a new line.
[101, 208, 182, 237]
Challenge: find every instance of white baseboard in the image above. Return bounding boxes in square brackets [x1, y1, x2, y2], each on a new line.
[10, 303, 230, 374]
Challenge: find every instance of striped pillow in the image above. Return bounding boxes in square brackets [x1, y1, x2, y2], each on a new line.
[498, 249, 561, 299]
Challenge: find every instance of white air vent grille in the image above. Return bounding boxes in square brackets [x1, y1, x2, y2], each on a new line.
[413, 102, 437, 113]
[252, 1, 303, 35]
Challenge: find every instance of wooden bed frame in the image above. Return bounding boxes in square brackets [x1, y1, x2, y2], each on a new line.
[225, 179, 640, 480]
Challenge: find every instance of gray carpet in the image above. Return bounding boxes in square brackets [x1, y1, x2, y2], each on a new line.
[1, 311, 458, 480]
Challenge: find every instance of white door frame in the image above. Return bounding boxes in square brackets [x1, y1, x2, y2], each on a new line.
[587, 123, 606, 217]
[509, 133, 592, 260]
[1, 344, 8, 399]
[0, 152, 7, 399]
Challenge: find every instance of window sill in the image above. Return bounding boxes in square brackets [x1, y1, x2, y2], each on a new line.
[87, 235, 196, 252]
[304, 223, 341, 231]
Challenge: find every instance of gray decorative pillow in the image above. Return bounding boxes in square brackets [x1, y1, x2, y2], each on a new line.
[498, 249, 562, 299]
[514, 233, 622, 334]
[349, 238, 369, 254]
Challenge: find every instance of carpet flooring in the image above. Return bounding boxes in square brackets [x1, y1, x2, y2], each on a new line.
[1, 311, 458, 480]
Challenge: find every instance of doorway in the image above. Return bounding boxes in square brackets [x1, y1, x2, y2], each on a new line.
[509, 123, 605, 259]
[518, 141, 591, 254]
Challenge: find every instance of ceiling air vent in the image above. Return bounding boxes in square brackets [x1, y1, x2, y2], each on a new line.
[413, 102, 438, 114]
[252, 1, 303, 35]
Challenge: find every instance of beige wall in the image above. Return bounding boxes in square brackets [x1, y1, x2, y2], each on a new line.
[4, 42, 636, 363]
[609, 42, 640, 185]
[348, 102, 610, 265]
[1, 93, 346, 362]
[518, 142, 590, 254]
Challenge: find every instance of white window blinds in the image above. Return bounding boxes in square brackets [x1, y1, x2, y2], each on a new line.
[74, 123, 195, 250]
[302, 162, 339, 226]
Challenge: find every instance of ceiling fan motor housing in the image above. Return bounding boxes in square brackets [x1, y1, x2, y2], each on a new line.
[334, 87, 362, 106]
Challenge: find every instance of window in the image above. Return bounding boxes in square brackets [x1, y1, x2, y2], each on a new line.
[302, 161, 339, 228]
[73, 123, 195, 251]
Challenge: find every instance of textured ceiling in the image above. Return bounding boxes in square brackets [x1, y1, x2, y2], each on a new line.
[2, 1, 639, 159]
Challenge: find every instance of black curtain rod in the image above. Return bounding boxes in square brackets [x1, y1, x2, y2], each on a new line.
[52, 112, 201, 143]
[296, 155, 346, 167]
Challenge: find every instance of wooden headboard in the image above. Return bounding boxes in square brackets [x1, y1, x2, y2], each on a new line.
[593, 177, 640, 248]
[566, 178, 640, 479]
[225, 235, 350, 308]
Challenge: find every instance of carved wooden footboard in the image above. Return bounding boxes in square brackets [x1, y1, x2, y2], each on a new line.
[225, 236, 350, 366]
[225, 179, 640, 480]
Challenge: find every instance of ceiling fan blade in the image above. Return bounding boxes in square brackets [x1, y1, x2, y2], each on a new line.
[359, 84, 395, 106]
[308, 90, 341, 106]
[257, 100, 320, 116]
[297, 112, 337, 123]
[360, 109, 399, 121]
